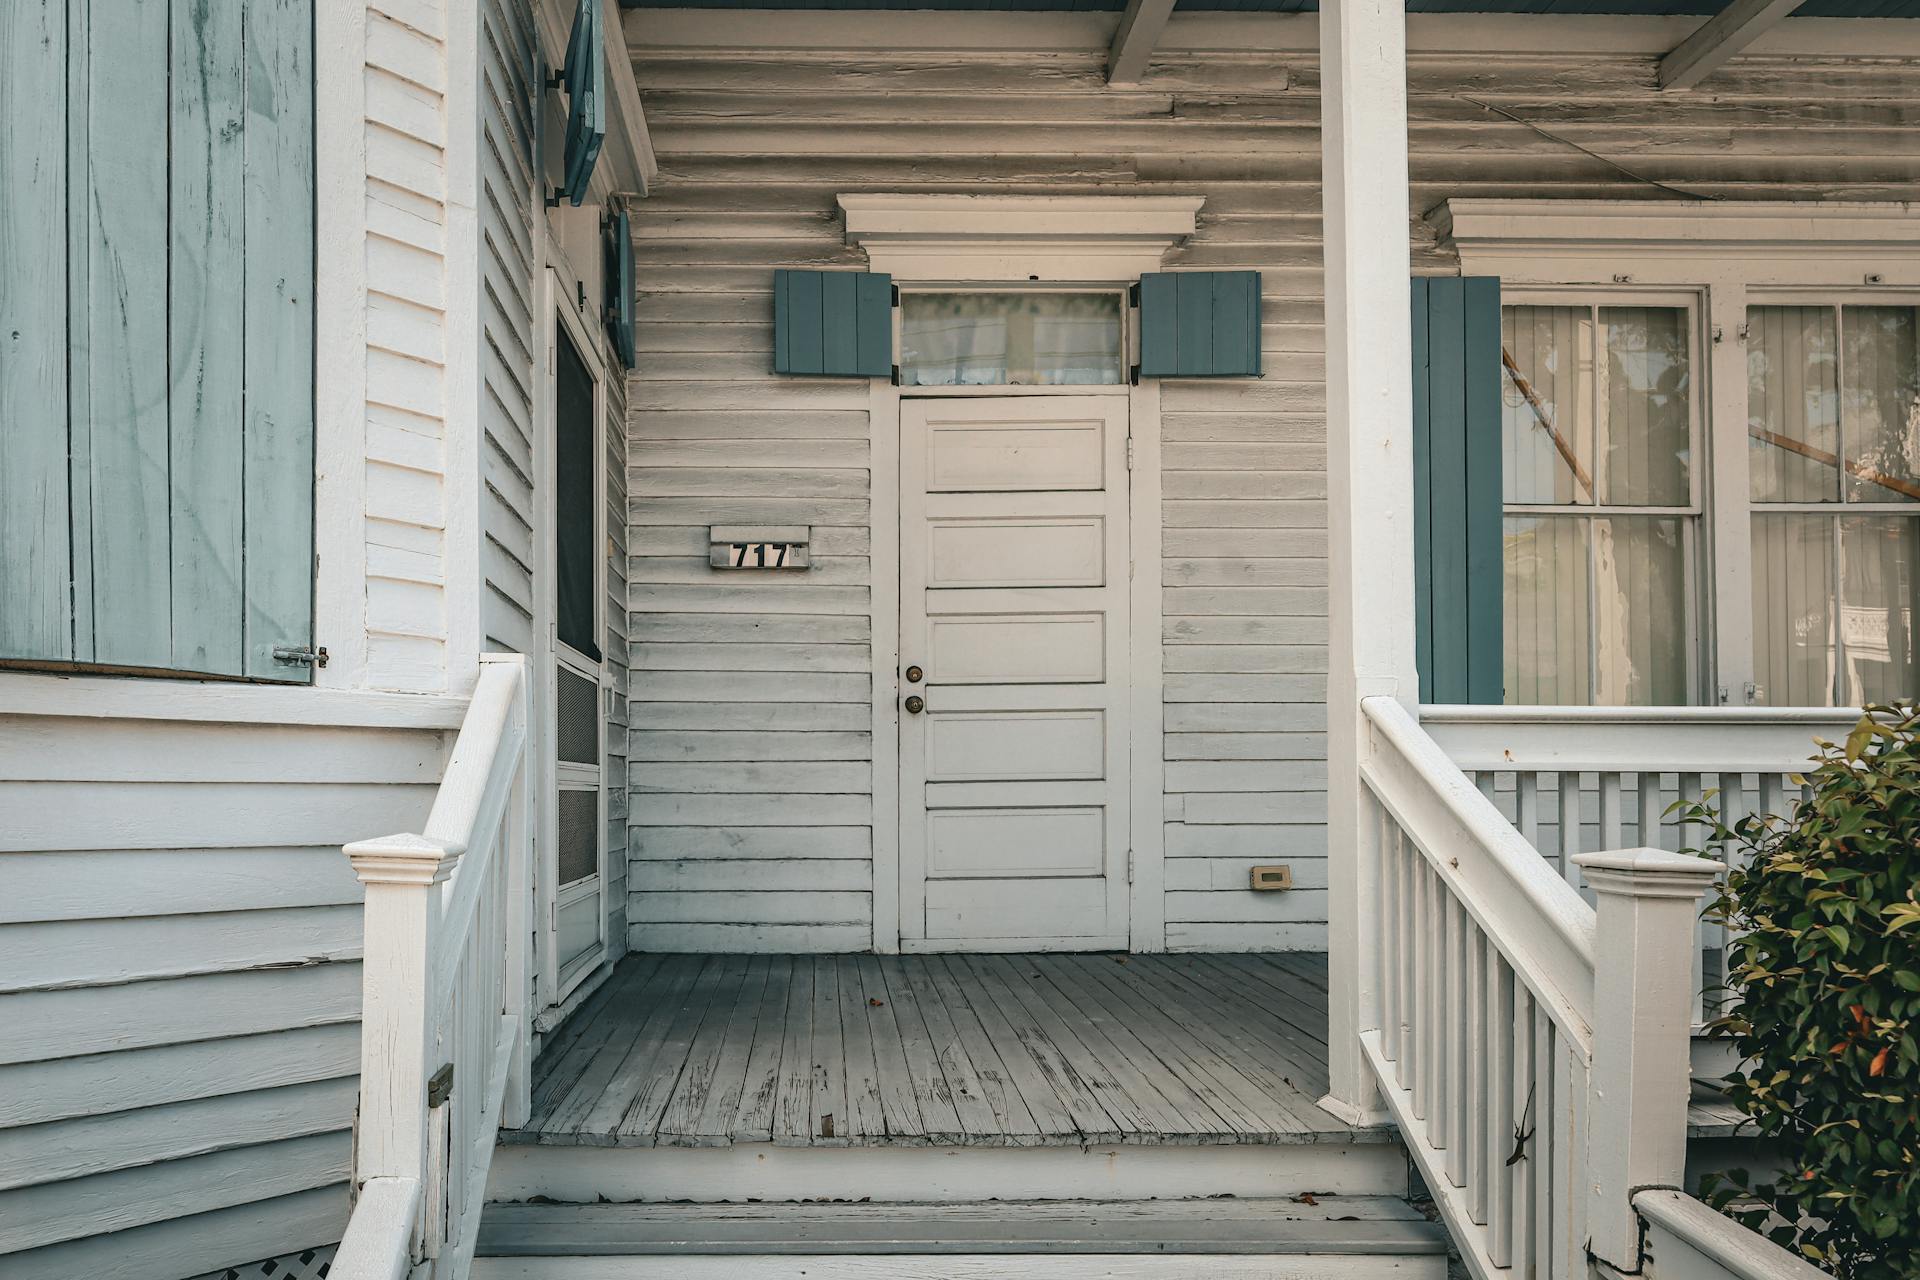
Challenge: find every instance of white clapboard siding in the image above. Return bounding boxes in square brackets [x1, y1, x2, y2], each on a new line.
[622, 23, 1920, 954]
[479, 0, 541, 659]
[364, 1, 457, 691]
[0, 698, 452, 1276]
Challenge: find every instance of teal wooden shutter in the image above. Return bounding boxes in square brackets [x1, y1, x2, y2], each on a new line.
[605, 209, 635, 370]
[1137, 271, 1261, 377]
[0, 0, 314, 682]
[773, 270, 893, 377]
[558, 0, 605, 206]
[1411, 276, 1503, 704]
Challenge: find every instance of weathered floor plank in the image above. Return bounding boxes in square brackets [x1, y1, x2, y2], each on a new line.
[509, 952, 1379, 1148]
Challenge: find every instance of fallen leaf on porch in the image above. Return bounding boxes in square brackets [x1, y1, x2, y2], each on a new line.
[1294, 1192, 1319, 1206]
[868, 997, 885, 1008]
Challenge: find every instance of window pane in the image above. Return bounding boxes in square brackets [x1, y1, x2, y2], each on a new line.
[1502, 305, 1595, 505]
[1592, 517, 1689, 706]
[1505, 516, 1590, 704]
[1839, 516, 1919, 704]
[1841, 305, 1920, 503]
[1752, 514, 1836, 706]
[1600, 307, 1691, 507]
[900, 292, 1123, 386]
[554, 321, 600, 660]
[1748, 305, 1840, 503]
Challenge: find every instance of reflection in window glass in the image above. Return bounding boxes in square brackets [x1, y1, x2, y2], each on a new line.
[1502, 306, 1594, 505]
[900, 292, 1124, 387]
[1843, 305, 1920, 504]
[1504, 516, 1590, 704]
[1592, 517, 1689, 706]
[1748, 305, 1840, 502]
[1600, 307, 1691, 507]
[1839, 516, 1919, 704]
[1752, 514, 1836, 707]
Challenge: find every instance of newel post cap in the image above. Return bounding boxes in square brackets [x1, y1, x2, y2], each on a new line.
[1573, 848, 1720, 901]
[345, 832, 466, 886]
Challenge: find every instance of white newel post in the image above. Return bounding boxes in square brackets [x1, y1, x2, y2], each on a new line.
[1318, 0, 1419, 1125]
[345, 833, 461, 1227]
[1574, 849, 1721, 1270]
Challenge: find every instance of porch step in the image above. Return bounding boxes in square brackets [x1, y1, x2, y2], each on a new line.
[472, 1196, 1449, 1278]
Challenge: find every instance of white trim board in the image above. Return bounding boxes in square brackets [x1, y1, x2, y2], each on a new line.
[626, 9, 1920, 57]
[1435, 199, 1920, 275]
[842, 195, 1202, 283]
[0, 671, 467, 728]
[485, 1140, 1409, 1205]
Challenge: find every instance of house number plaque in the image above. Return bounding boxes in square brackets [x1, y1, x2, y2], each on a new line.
[710, 525, 811, 571]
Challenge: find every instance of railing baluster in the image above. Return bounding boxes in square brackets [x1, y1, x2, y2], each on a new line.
[1485, 952, 1515, 1267]
[1516, 771, 1540, 851]
[1380, 806, 1403, 1066]
[1443, 896, 1468, 1186]
[1599, 771, 1624, 856]
[1556, 771, 1582, 884]
[1464, 925, 1488, 1223]
[1510, 983, 1536, 1271]
[1636, 772, 1664, 850]
[1533, 1005, 1554, 1280]
[1396, 823, 1416, 1080]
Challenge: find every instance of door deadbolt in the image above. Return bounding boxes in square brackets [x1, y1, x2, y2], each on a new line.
[905, 665, 924, 683]
[903, 695, 925, 715]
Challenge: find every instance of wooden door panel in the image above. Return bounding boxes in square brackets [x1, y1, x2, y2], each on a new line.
[900, 395, 1131, 950]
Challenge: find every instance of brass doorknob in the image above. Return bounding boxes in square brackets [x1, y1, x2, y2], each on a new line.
[904, 695, 925, 714]
[905, 665, 924, 683]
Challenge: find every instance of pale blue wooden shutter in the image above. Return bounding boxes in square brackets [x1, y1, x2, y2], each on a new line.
[1411, 276, 1503, 704]
[558, 0, 605, 206]
[605, 209, 635, 370]
[1137, 271, 1261, 377]
[0, 0, 314, 682]
[773, 270, 893, 377]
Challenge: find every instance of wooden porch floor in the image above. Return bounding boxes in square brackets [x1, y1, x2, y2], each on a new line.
[510, 952, 1374, 1149]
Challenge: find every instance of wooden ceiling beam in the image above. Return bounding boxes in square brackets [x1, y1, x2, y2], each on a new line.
[1107, 0, 1178, 86]
[1658, 0, 1803, 91]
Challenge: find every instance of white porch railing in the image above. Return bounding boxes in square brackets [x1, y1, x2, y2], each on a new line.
[1422, 705, 1855, 1024]
[334, 654, 533, 1280]
[1359, 695, 1718, 1277]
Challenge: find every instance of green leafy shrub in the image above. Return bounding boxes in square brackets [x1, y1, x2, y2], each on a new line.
[1675, 704, 1920, 1278]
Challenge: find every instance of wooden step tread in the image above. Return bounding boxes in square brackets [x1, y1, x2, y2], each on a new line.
[476, 1196, 1449, 1257]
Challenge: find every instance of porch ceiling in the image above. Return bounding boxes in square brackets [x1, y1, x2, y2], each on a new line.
[622, 0, 1920, 16]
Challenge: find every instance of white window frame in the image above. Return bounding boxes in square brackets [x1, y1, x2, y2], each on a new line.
[1498, 286, 1709, 705]
[1441, 198, 1920, 710]
[536, 270, 611, 1005]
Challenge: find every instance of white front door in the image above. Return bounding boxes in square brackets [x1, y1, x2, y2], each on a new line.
[899, 395, 1133, 951]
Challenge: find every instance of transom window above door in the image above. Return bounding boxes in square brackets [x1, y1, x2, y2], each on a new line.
[898, 291, 1126, 387]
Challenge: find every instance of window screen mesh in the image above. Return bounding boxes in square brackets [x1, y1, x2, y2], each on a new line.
[558, 788, 599, 885]
[557, 666, 598, 765]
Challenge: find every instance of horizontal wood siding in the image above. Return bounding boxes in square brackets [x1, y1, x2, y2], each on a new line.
[365, 0, 455, 691]
[621, 24, 1920, 952]
[0, 709, 451, 1279]
[481, 0, 540, 660]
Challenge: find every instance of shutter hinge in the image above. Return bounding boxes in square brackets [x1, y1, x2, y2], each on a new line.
[1126, 437, 1135, 470]
[1128, 282, 1140, 307]
[273, 645, 329, 669]
[427, 1063, 455, 1108]
[891, 284, 901, 307]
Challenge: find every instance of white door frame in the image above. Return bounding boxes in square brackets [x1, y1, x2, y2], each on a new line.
[534, 268, 612, 1008]
[869, 377, 1165, 953]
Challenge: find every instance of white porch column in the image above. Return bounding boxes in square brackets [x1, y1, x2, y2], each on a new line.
[1318, 0, 1419, 1125]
